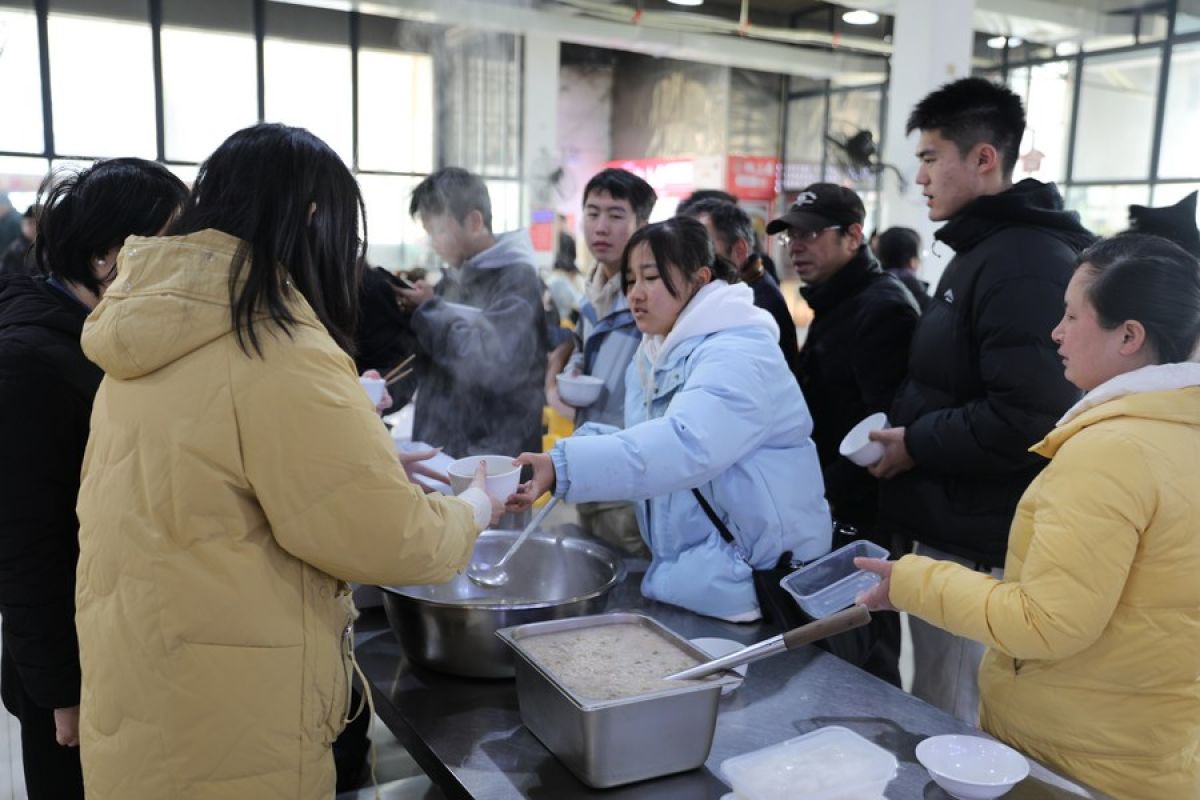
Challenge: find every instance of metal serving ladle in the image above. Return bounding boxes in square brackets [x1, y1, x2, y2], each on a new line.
[466, 495, 561, 588]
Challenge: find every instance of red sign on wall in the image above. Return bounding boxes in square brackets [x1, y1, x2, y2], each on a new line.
[727, 156, 779, 202]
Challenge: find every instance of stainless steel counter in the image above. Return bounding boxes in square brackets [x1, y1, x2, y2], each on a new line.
[355, 556, 1105, 800]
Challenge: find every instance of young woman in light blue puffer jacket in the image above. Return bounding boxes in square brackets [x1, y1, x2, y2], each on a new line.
[509, 216, 831, 621]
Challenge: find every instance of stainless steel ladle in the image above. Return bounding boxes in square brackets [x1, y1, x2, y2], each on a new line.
[466, 495, 561, 588]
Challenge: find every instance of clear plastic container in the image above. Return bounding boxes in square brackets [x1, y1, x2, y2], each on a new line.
[721, 726, 898, 800]
[780, 540, 888, 619]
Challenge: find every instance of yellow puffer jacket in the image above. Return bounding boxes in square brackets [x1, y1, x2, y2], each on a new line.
[892, 365, 1200, 800]
[75, 230, 481, 799]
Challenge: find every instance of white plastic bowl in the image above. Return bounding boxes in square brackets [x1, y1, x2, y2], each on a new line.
[556, 373, 604, 407]
[838, 411, 889, 467]
[446, 455, 522, 501]
[359, 376, 386, 406]
[915, 735, 1030, 800]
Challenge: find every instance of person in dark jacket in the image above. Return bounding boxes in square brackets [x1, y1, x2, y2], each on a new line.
[0, 206, 36, 276]
[354, 262, 420, 413]
[767, 183, 919, 685]
[679, 189, 779, 282]
[869, 77, 1094, 723]
[876, 226, 931, 311]
[683, 197, 802, 376]
[0, 159, 186, 799]
[397, 168, 547, 458]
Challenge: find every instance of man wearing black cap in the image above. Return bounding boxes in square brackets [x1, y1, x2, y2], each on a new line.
[768, 182, 919, 685]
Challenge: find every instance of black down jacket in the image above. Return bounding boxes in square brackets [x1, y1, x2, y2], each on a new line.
[878, 179, 1095, 567]
[0, 275, 101, 712]
[797, 245, 919, 532]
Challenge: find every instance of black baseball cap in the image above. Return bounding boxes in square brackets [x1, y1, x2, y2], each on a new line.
[767, 183, 866, 235]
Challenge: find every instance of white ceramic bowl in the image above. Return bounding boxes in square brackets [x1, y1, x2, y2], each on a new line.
[359, 376, 387, 406]
[838, 411, 889, 467]
[556, 373, 604, 407]
[446, 455, 522, 501]
[915, 735, 1030, 800]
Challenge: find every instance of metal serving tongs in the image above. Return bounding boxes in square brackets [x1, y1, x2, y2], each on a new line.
[664, 605, 872, 681]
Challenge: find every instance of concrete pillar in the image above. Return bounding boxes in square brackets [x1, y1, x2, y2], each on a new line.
[880, 0, 975, 288]
[521, 32, 560, 269]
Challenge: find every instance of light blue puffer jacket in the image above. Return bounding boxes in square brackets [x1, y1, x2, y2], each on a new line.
[551, 281, 831, 620]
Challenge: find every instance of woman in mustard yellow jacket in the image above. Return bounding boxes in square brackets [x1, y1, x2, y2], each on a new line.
[75, 124, 501, 800]
[859, 233, 1200, 799]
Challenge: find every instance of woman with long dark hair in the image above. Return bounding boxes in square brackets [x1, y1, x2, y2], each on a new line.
[508, 216, 831, 621]
[74, 124, 500, 799]
[0, 158, 188, 799]
[858, 233, 1200, 798]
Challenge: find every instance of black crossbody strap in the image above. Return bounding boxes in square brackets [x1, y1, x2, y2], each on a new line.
[692, 488, 736, 545]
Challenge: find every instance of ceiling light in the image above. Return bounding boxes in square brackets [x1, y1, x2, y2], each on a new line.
[667, 0, 704, 5]
[987, 35, 1023, 49]
[842, 10, 879, 25]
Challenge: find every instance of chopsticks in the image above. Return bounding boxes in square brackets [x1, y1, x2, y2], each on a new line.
[386, 368, 413, 388]
[382, 354, 416, 384]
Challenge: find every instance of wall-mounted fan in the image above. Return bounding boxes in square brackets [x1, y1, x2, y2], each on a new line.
[825, 129, 907, 191]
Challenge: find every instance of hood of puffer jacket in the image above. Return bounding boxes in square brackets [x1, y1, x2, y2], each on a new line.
[1034, 361, 1200, 458]
[936, 178, 1096, 255]
[82, 229, 320, 380]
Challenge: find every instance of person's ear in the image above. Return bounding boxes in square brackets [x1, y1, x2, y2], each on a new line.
[696, 265, 713, 286]
[1119, 320, 1149, 357]
[975, 143, 1001, 176]
[732, 238, 751, 265]
[468, 209, 485, 234]
[845, 223, 864, 250]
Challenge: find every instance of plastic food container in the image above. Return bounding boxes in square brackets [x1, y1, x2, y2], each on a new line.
[496, 612, 741, 788]
[780, 540, 889, 619]
[721, 726, 898, 800]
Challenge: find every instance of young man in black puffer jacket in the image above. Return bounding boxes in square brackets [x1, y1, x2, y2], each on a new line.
[868, 78, 1094, 722]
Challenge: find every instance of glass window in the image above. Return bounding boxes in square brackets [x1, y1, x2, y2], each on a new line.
[783, 94, 825, 190]
[728, 69, 782, 158]
[48, 7, 156, 158]
[1065, 184, 1150, 236]
[1008, 61, 1074, 184]
[486, 179, 521, 234]
[1178, 0, 1200, 35]
[825, 88, 881, 185]
[358, 49, 434, 174]
[441, 33, 521, 179]
[264, 5, 352, 165]
[1080, 1, 1166, 51]
[359, 173, 425, 270]
[1072, 49, 1161, 182]
[161, 0, 256, 163]
[0, 3, 44, 153]
[0, 155, 50, 214]
[1157, 43, 1200, 180]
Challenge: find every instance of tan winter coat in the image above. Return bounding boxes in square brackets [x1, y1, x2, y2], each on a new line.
[892, 364, 1200, 799]
[75, 230, 481, 799]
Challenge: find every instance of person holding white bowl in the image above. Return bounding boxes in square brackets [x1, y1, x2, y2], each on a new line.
[507, 216, 831, 622]
[856, 234, 1200, 799]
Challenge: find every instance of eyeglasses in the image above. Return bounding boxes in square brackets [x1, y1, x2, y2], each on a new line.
[779, 225, 841, 246]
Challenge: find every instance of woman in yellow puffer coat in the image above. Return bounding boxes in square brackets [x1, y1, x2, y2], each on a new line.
[74, 124, 501, 800]
[858, 233, 1200, 799]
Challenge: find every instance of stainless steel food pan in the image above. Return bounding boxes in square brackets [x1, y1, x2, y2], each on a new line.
[496, 612, 740, 788]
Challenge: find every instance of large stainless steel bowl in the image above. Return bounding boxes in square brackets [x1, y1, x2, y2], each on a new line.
[381, 529, 626, 678]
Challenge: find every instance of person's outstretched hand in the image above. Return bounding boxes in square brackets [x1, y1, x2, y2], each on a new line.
[853, 557, 897, 612]
[505, 452, 555, 513]
[467, 461, 505, 527]
[397, 446, 446, 492]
